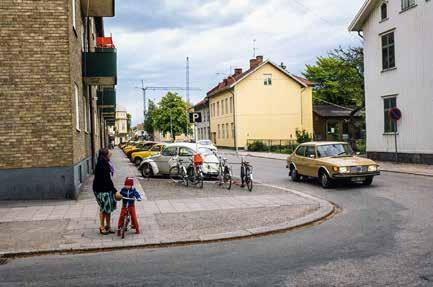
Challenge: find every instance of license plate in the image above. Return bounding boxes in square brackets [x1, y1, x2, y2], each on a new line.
[351, 177, 366, 182]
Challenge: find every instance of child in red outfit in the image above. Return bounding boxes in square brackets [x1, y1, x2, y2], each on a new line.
[117, 177, 142, 236]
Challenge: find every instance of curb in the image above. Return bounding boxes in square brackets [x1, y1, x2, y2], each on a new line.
[0, 186, 336, 259]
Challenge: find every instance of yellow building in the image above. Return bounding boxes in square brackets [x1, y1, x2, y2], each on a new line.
[207, 56, 313, 149]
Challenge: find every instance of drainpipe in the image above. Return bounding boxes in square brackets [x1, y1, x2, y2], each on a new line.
[87, 17, 96, 169]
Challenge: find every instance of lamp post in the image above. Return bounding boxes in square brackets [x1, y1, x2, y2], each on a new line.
[216, 73, 238, 153]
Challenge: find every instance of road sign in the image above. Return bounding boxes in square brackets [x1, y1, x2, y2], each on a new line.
[389, 108, 402, 121]
[189, 112, 202, 123]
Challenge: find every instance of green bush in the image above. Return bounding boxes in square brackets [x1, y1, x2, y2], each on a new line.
[247, 141, 267, 152]
[295, 129, 312, 144]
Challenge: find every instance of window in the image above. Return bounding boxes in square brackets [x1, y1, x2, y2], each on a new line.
[295, 146, 306, 156]
[382, 32, 395, 70]
[71, 0, 76, 31]
[150, 145, 162, 152]
[221, 100, 225, 115]
[222, 124, 225, 138]
[217, 124, 220, 138]
[83, 96, 89, 132]
[74, 83, 80, 130]
[264, 74, 272, 86]
[384, 97, 397, 133]
[162, 146, 177, 157]
[225, 99, 228, 115]
[231, 123, 234, 138]
[217, 102, 220, 116]
[401, 0, 416, 10]
[317, 144, 353, 158]
[230, 97, 233, 113]
[381, 3, 388, 20]
[305, 146, 316, 158]
[179, 147, 193, 157]
[226, 123, 229, 138]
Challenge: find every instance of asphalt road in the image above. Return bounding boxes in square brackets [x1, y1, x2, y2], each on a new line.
[1, 156, 433, 286]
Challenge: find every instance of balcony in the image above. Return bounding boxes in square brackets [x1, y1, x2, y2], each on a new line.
[83, 47, 117, 86]
[81, 0, 115, 17]
[97, 87, 116, 108]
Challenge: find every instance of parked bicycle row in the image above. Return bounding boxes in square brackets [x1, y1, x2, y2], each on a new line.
[119, 141, 254, 191]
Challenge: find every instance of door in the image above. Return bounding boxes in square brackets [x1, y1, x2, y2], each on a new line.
[178, 146, 194, 164]
[303, 145, 318, 177]
[156, 146, 178, 174]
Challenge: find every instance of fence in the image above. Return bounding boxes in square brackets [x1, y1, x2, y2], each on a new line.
[246, 139, 298, 154]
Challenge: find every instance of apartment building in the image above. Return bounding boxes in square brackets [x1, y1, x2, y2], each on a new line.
[0, 0, 117, 199]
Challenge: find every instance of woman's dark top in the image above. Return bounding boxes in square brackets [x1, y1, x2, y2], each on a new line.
[93, 159, 117, 194]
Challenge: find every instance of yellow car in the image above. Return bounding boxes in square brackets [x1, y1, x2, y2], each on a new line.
[287, 142, 380, 188]
[131, 143, 166, 166]
[123, 142, 142, 154]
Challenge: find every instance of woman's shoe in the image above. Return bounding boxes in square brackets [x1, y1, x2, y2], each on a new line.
[105, 226, 115, 234]
[99, 227, 109, 235]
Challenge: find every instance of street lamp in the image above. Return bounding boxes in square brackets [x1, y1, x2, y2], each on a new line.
[216, 73, 238, 153]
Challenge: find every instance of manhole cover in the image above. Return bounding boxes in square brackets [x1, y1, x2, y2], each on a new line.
[0, 258, 8, 265]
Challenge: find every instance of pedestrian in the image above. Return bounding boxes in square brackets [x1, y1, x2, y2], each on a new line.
[93, 148, 117, 235]
[117, 177, 142, 236]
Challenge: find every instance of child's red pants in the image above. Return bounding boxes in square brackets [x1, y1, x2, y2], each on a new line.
[117, 206, 139, 233]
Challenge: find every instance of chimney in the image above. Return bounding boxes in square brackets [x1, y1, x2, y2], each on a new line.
[256, 55, 263, 63]
[234, 68, 243, 75]
[250, 58, 259, 69]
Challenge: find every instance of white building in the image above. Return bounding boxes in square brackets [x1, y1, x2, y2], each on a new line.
[349, 0, 433, 164]
[115, 105, 128, 144]
[193, 98, 211, 141]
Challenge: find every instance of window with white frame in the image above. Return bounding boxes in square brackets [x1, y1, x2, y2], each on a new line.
[225, 99, 228, 115]
[384, 97, 397, 133]
[401, 0, 416, 10]
[264, 74, 272, 86]
[72, 0, 76, 31]
[74, 83, 80, 130]
[382, 31, 395, 70]
[83, 96, 88, 132]
[230, 97, 233, 113]
[381, 2, 388, 20]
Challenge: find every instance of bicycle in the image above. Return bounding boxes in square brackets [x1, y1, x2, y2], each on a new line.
[214, 153, 232, 190]
[169, 156, 189, 187]
[186, 158, 204, 189]
[120, 196, 141, 239]
[240, 157, 253, 191]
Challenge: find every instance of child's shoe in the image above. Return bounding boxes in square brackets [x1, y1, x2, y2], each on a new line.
[117, 229, 121, 236]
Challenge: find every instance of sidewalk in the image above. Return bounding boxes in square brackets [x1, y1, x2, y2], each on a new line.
[0, 149, 334, 257]
[221, 150, 433, 177]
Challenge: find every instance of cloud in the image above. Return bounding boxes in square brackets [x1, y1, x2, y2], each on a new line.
[104, 0, 365, 125]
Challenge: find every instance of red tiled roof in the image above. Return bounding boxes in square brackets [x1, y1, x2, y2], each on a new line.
[207, 60, 312, 97]
[193, 98, 208, 108]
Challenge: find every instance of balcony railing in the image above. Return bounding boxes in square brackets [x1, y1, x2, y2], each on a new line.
[83, 48, 117, 86]
[81, 0, 115, 17]
[97, 87, 116, 108]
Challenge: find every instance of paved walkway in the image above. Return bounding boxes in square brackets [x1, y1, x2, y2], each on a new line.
[221, 150, 433, 177]
[0, 149, 333, 256]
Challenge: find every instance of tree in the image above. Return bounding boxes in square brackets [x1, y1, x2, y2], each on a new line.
[144, 99, 157, 135]
[303, 46, 364, 108]
[153, 92, 191, 141]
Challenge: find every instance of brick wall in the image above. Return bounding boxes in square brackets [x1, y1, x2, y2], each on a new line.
[0, 0, 74, 169]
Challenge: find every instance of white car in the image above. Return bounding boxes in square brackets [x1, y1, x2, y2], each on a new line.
[197, 140, 217, 151]
[138, 143, 220, 177]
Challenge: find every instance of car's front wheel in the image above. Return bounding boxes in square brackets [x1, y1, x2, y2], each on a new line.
[363, 176, 374, 186]
[320, 171, 333, 188]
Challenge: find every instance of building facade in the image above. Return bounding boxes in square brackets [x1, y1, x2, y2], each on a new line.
[0, 0, 117, 199]
[350, 0, 433, 164]
[115, 106, 128, 144]
[193, 99, 211, 141]
[207, 56, 313, 149]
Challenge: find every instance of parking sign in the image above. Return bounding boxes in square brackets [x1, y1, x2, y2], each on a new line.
[189, 112, 202, 123]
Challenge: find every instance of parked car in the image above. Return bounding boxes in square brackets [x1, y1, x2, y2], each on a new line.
[138, 143, 219, 178]
[197, 140, 217, 151]
[123, 142, 143, 154]
[287, 142, 380, 188]
[131, 143, 166, 166]
[126, 142, 157, 159]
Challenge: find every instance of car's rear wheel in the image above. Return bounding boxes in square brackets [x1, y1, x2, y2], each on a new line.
[363, 176, 374, 186]
[320, 171, 333, 189]
[290, 166, 300, 182]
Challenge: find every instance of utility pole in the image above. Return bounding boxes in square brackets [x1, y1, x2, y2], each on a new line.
[141, 80, 146, 122]
[186, 57, 190, 138]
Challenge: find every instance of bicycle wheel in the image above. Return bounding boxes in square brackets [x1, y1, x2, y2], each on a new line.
[180, 167, 189, 187]
[223, 167, 232, 190]
[197, 169, 204, 189]
[121, 214, 129, 239]
[169, 166, 182, 184]
[246, 168, 253, 192]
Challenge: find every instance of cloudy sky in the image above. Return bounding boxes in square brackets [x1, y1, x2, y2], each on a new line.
[104, 0, 365, 126]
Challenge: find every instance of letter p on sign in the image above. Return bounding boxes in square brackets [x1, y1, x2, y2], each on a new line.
[189, 112, 202, 123]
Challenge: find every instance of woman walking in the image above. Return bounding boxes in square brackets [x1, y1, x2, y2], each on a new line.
[93, 148, 117, 235]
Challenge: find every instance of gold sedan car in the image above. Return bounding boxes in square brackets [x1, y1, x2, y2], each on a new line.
[287, 142, 380, 188]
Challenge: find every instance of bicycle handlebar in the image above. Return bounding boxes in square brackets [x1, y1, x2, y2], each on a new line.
[122, 196, 142, 201]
